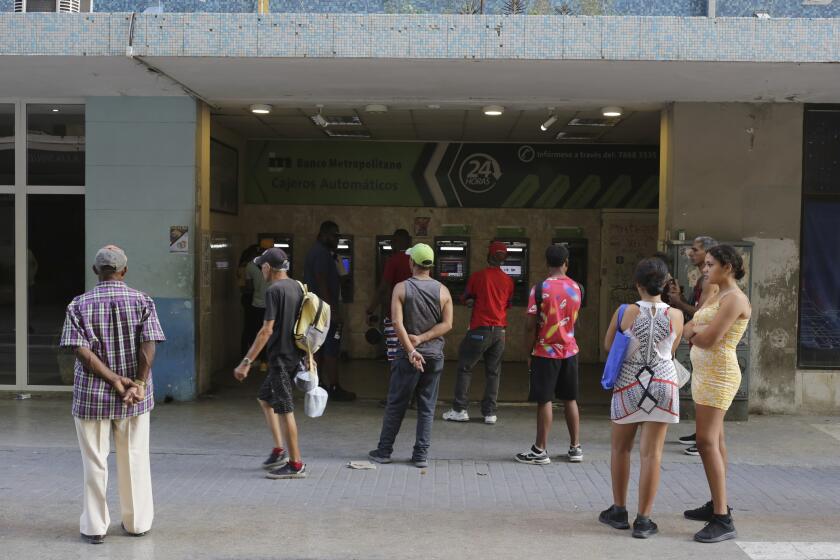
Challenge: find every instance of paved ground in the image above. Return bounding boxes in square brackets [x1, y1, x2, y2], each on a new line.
[2, 382, 840, 560]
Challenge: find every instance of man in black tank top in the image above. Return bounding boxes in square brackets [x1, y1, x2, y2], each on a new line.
[369, 243, 454, 469]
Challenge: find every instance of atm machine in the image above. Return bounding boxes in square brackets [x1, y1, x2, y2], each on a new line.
[434, 237, 469, 303]
[551, 237, 588, 306]
[335, 235, 354, 303]
[375, 235, 394, 288]
[496, 238, 530, 306]
[257, 232, 294, 274]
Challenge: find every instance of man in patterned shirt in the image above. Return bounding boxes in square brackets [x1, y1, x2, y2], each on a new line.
[59, 245, 166, 545]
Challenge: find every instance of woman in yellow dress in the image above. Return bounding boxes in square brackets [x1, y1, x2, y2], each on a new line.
[682, 245, 751, 544]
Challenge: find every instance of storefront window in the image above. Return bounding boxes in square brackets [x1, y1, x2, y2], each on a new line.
[800, 106, 840, 369]
[27, 104, 85, 186]
[27, 195, 85, 385]
[0, 195, 13, 385]
[0, 104, 13, 185]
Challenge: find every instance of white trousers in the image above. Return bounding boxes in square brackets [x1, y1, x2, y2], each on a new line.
[74, 413, 153, 536]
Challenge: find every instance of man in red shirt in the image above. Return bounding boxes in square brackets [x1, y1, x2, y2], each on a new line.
[442, 241, 513, 425]
[367, 229, 413, 363]
[516, 244, 584, 465]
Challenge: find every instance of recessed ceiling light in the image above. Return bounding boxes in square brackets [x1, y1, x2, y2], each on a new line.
[51, 108, 60, 113]
[427, 104, 441, 110]
[483, 105, 504, 117]
[601, 106, 623, 118]
[365, 104, 388, 113]
[250, 104, 272, 115]
[540, 115, 558, 131]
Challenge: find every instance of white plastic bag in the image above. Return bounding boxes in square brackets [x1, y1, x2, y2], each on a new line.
[294, 369, 319, 393]
[673, 359, 691, 389]
[304, 387, 328, 418]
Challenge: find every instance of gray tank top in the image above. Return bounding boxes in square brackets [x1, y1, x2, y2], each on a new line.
[399, 277, 444, 359]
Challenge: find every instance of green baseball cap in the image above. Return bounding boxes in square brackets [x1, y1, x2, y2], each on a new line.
[407, 243, 435, 267]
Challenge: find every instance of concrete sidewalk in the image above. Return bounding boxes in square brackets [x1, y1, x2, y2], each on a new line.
[1, 390, 839, 560]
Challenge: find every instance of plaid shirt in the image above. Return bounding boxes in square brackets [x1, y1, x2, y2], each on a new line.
[59, 280, 166, 420]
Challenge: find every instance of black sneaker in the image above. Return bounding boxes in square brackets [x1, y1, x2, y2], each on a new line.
[80, 533, 105, 545]
[368, 448, 393, 464]
[411, 456, 429, 469]
[679, 433, 696, 445]
[684, 501, 733, 521]
[329, 385, 357, 402]
[694, 516, 737, 543]
[684, 445, 700, 456]
[598, 505, 630, 530]
[262, 449, 289, 470]
[121, 523, 149, 537]
[265, 462, 307, 479]
[515, 445, 550, 465]
[632, 516, 659, 539]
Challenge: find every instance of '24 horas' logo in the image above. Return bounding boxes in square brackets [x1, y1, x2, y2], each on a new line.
[458, 153, 502, 194]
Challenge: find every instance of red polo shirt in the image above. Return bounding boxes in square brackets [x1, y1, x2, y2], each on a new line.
[463, 267, 514, 330]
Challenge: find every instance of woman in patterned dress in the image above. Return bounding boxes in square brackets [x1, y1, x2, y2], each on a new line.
[682, 245, 751, 544]
[599, 258, 684, 539]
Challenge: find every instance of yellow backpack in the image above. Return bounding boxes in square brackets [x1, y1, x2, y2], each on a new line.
[293, 281, 331, 358]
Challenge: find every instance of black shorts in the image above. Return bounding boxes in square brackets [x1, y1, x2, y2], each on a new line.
[528, 354, 579, 404]
[257, 365, 295, 414]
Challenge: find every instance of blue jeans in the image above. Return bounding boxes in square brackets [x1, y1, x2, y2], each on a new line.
[376, 355, 444, 460]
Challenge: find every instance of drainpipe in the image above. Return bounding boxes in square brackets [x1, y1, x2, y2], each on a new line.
[258, 0, 269, 14]
[707, 0, 716, 18]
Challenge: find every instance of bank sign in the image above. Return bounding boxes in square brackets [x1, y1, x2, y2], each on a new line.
[246, 141, 658, 209]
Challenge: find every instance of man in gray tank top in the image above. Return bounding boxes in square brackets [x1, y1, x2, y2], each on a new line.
[369, 243, 454, 468]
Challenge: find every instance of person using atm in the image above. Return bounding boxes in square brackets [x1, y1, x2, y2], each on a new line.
[442, 241, 513, 425]
[366, 229, 413, 365]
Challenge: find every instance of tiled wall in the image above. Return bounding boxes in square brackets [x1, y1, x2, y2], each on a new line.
[4, 0, 839, 17]
[3, 12, 839, 62]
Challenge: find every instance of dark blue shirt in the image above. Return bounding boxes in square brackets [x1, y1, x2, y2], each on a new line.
[303, 240, 340, 305]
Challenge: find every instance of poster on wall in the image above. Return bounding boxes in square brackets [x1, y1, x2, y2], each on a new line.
[246, 141, 659, 209]
[211, 139, 239, 215]
[170, 226, 189, 253]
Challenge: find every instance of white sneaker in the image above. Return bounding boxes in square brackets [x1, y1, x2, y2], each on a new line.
[484, 415, 497, 425]
[442, 409, 469, 422]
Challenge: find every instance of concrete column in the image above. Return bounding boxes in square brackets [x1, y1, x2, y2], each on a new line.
[661, 102, 803, 413]
[85, 96, 199, 401]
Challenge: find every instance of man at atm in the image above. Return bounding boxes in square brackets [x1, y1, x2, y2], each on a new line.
[442, 241, 513, 425]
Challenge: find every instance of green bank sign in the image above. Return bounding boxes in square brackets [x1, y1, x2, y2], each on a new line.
[246, 141, 658, 209]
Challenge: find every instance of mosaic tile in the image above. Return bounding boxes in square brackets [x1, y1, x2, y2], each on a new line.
[143, 14, 185, 56]
[446, 15, 483, 58]
[715, 17, 757, 61]
[295, 13, 335, 57]
[219, 14, 259, 57]
[368, 14, 410, 57]
[408, 14, 448, 58]
[523, 15, 563, 59]
[640, 16, 682, 60]
[564, 16, 601, 59]
[333, 13, 370, 57]
[183, 13, 221, 55]
[602, 15, 638, 60]
[256, 13, 296, 57]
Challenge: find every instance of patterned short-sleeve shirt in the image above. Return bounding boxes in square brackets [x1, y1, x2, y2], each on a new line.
[59, 280, 166, 420]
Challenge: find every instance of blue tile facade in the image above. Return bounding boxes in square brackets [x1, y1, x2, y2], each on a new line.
[3, 0, 839, 17]
[2, 12, 840, 62]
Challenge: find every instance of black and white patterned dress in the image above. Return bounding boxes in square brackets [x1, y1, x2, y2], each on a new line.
[610, 301, 680, 424]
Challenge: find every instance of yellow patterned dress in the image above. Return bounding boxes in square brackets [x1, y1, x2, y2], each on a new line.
[690, 301, 749, 411]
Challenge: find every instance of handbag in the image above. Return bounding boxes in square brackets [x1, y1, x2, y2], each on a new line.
[673, 358, 691, 389]
[601, 304, 630, 390]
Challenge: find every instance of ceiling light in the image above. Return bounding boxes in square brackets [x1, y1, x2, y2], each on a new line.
[365, 104, 388, 113]
[250, 104, 272, 115]
[601, 106, 623, 118]
[51, 108, 60, 113]
[483, 105, 504, 117]
[427, 104, 441, 109]
[540, 115, 558, 131]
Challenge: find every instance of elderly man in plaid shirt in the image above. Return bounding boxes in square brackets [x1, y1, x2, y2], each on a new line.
[59, 245, 166, 545]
